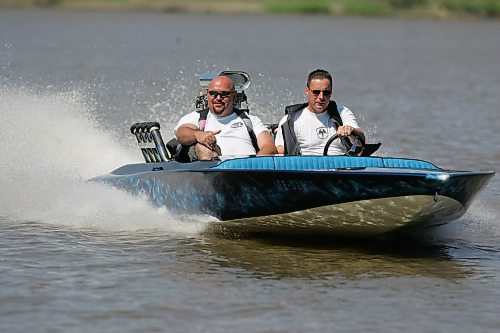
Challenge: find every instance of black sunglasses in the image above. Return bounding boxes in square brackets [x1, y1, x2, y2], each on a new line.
[310, 89, 332, 96]
[207, 90, 233, 98]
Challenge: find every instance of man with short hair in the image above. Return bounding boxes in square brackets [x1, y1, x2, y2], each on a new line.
[175, 75, 277, 160]
[275, 69, 365, 155]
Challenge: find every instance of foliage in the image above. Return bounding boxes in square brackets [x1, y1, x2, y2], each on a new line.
[3, 0, 500, 18]
[342, 0, 392, 16]
[34, 0, 64, 5]
[441, 0, 500, 17]
[263, 0, 331, 14]
[387, 0, 428, 9]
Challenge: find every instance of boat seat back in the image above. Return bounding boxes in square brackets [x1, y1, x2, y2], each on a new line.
[213, 156, 439, 171]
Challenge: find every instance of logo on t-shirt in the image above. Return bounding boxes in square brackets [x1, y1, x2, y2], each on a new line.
[316, 127, 328, 139]
[231, 122, 244, 128]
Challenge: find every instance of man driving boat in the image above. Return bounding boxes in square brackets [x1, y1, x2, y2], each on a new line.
[275, 69, 365, 155]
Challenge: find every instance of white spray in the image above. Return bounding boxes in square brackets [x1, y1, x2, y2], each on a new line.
[0, 86, 211, 234]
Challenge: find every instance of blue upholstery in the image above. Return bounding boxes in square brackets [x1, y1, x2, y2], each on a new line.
[212, 156, 439, 171]
[274, 156, 385, 170]
[381, 157, 438, 170]
[214, 156, 276, 170]
[212, 157, 275, 170]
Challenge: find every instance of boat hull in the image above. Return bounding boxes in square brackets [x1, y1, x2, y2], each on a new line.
[92, 156, 494, 236]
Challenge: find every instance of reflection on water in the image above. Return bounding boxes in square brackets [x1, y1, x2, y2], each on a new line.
[1, 217, 496, 333]
[3, 219, 471, 282]
[197, 230, 472, 280]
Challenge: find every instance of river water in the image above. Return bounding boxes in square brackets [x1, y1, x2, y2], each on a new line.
[1, 9, 499, 333]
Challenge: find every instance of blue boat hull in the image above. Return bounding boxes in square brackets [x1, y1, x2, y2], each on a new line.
[91, 156, 494, 236]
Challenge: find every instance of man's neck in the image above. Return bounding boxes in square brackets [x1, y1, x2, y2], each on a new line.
[305, 106, 328, 115]
[210, 108, 235, 118]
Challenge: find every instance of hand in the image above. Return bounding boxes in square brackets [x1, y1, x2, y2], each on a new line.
[195, 130, 221, 151]
[337, 125, 354, 138]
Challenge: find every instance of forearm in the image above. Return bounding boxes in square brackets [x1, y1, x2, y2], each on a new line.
[176, 126, 199, 145]
[256, 132, 278, 156]
[257, 143, 278, 156]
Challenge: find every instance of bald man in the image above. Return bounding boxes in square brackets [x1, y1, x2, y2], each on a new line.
[175, 75, 277, 160]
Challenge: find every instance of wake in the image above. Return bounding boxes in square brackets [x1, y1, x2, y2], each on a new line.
[0, 86, 210, 234]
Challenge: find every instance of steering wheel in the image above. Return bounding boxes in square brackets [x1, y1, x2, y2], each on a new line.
[323, 134, 363, 156]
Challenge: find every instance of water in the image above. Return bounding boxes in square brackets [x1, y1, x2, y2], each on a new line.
[1, 9, 500, 332]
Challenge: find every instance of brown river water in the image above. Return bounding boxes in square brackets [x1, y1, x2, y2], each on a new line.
[1, 9, 500, 333]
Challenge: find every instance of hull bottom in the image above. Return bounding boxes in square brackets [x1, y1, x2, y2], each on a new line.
[207, 195, 465, 237]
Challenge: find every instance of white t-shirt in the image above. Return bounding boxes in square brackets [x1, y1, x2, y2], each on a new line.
[274, 104, 359, 155]
[174, 110, 268, 156]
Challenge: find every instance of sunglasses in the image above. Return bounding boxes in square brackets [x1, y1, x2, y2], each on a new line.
[310, 89, 332, 97]
[207, 90, 233, 98]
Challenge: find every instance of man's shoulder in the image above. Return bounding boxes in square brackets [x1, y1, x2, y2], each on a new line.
[277, 113, 288, 126]
[285, 102, 308, 115]
[246, 113, 261, 121]
[337, 103, 354, 116]
[335, 102, 347, 111]
[280, 105, 306, 125]
[245, 113, 268, 132]
[328, 101, 354, 117]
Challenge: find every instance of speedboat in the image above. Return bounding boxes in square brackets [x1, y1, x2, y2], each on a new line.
[90, 71, 494, 237]
[92, 153, 493, 237]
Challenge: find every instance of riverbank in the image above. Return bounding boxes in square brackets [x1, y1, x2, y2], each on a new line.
[1, 0, 499, 19]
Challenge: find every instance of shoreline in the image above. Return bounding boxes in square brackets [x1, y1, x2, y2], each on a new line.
[1, 0, 499, 20]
